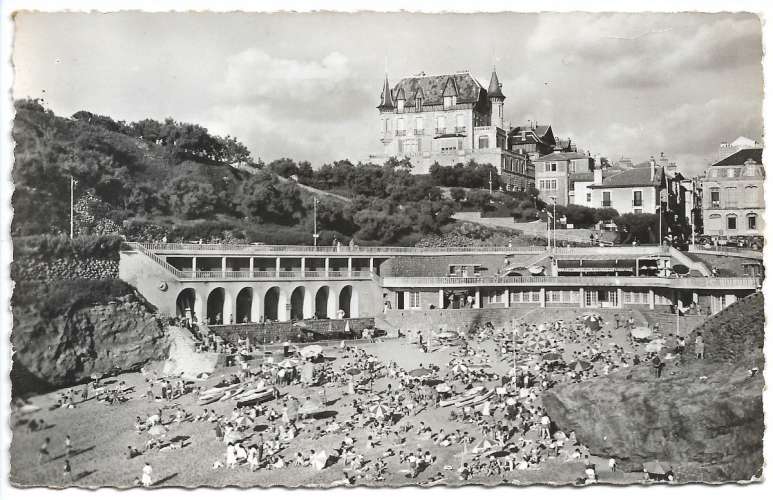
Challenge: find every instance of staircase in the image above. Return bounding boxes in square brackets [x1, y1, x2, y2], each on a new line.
[669, 246, 711, 277]
[638, 310, 707, 337]
[128, 242, 182, 278]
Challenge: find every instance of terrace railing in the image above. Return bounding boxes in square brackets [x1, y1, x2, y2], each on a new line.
[131, 242, 545, 256]
[381, 275, 758, 290]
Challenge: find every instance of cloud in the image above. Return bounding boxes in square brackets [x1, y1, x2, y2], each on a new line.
[216, 49, 372, 120]
[210, 49, 379, 162]
[526, 13, 761, 89]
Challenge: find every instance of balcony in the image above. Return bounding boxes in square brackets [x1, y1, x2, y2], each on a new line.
[395, 130, 406, 137]
[455, 126, 467, 134]
[414, 129, 424, 135]
[435, 127, 447, 135]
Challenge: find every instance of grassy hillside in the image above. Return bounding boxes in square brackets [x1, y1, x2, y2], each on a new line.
[11, 99, 469, 246]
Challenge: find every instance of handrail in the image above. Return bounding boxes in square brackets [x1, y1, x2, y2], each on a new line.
[129, 242, 182, 278]
[130, 241, 545, 255]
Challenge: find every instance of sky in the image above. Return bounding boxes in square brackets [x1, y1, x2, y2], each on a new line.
[12, 11, 764, 176]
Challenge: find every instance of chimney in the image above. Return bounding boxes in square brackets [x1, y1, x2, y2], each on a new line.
[649, 156, 656, 182]
[593, 165, 603, 185]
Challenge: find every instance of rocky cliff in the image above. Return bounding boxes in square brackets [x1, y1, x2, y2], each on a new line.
[11, 294, 169, 393]
[543, 292, 764, 482]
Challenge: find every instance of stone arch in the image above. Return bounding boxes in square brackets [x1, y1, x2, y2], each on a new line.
[235, 287, 253, 323]
[315, 286, 330, 319]
[264, 287, 283, 322]
[339, 285, 359, 318]
[207, 287, 226, 324]
[176, 288, 197, 318]
[290, 286, 307, 320]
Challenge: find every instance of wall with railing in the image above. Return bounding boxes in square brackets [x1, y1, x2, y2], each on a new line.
[380, 275, 758, 290]
[209, 317, 376, 346]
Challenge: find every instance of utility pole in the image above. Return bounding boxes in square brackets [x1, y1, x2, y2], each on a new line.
[69, 176, 76, 239]
[313, 197, 319, 247]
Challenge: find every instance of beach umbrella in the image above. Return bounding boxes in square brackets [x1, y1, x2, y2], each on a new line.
[409, 368, 432, 378]
[472, 439, 494, 454]
[300, 345, 324, 359]
[672, 264, 689, 275]
[312, 450, 328, 471]
[18, 404, 41, 415]
[369, 403, 391, 419]
[436, 383, 451, 393]
[224, 429, 243, 442]
[542, 352, 563, 362]
[278, 359, 298, 369]
[643, 461, 668, 475]
[631, 327, 653, 340]
[572, 360, 592, 372]
[299, 399, 324, 416]
[645, 340, 665, 353]
[346, 368, 362, 376]
[147, 425, 166, 436]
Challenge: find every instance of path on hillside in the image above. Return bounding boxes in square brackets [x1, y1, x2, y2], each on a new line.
[453, 211, 599, 243]
[275, 175, 352, 203]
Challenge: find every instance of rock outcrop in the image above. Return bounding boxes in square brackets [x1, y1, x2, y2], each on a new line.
[543, 292, 764, 482]
[11, 295, 168, 393]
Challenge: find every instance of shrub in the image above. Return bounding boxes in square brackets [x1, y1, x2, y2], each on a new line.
[13, 234, 124, 260]
[12, 279, 135, 319]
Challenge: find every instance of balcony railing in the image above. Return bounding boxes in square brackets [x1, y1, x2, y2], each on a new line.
[435, 127, 447, 135]
[134, 242, 549, 256]
[455, 126, 467, 133]
[414, 129, 424, 135]
[381, 275, 758, 290]
[172, 270, 376, 281]
[395, 130, 406, 136]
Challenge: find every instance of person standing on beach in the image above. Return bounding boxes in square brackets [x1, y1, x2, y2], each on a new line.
[64, 435, 72, 457]
[62, 460, 72, 483]
[38, 437, 50, 465]
[141, 462, 153, 487]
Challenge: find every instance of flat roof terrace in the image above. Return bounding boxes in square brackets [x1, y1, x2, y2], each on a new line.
[131, 242, 672, 258]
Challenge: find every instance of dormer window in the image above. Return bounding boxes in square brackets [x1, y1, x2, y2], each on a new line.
[416, 97, 422, 111]
[444, 96, 453, 108]
[397, 99, 404, 112]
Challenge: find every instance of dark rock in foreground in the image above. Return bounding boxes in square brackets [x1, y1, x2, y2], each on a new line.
[543, 362, 763, 482]
[543, 292, 764, 482]
[12, 295, 168, 393]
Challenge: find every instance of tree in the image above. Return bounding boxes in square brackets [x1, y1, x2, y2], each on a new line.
[163, 177, 219, 219]
[466, 190, 492, 210]
[450, 187, 466, 203]
[614, 213, 659, 244]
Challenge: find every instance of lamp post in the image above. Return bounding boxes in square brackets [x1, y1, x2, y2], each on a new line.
[543, 210, 554, 251]
[312, 197, 319, 247]
[550, 196, 557, 250]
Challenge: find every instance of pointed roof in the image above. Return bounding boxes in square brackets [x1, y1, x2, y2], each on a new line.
[588, 166, 664, 189]
[442, 77, 459, 97]
[391, 72, 484, 107]
[378, 74, 395, 109]
[487, 68, 505, 99]
[712, 148, 762, 166]
[395, 87, 406, 101]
